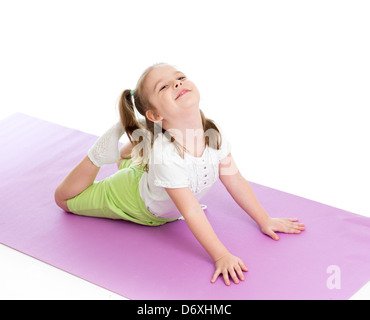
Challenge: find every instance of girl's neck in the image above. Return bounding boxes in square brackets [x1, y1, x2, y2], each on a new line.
[163, 111, 205, 157]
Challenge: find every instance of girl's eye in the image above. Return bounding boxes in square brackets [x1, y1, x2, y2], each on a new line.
[159, 76, 186, 92]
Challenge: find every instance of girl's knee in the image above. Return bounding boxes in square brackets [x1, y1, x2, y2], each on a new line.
[54, 187, 70, 212]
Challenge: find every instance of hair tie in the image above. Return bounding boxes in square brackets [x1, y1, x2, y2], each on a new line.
[130, 89, 135, 96]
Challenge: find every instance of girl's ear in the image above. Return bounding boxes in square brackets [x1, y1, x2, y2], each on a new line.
[146, 109, 163, 122]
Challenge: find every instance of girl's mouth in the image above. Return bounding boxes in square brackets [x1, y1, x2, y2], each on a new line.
[176, 89, 190, 100]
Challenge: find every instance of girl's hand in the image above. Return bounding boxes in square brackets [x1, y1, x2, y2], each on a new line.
[211, 253, 248, 286]
[260, 217, 305, 241]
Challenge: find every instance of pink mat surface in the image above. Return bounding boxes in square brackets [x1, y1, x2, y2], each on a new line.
[1, 113, 369, 300]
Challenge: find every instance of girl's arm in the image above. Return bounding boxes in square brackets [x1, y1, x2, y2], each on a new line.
[219, 153, 305, 240]
[165, 187, 247, 285]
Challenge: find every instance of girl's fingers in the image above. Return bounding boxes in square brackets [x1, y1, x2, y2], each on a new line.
[211, 269, 221, 283]
[235, 265, 245, 281]
[261, 218, 305, 239]
[286, 219, 305, 228]
[287, 222, 305, 232]
[228, 268, 239, 284]
[274, 220, 305, 234]
[287, 221, 305, 227]
[282, 225, 301, 233]
[282, 218, 304, 225]
[238, 260, 248, 272]
[222, 271, 231, 286]
[212, 257, 248, 285]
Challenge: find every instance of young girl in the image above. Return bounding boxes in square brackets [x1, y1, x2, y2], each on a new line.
[55, 63, 305, 286]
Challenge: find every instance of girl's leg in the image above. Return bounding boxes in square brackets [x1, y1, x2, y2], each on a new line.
[55, 156, 100, 212]
[55, 121, 125, 212]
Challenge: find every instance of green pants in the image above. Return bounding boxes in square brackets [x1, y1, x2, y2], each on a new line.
[67, 158, 177, 226]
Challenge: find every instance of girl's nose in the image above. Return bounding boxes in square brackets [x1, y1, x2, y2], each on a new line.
[174, 80, 183, 88]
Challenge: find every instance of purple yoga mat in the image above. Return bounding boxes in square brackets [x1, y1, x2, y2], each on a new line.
[1, 113, 369, 299]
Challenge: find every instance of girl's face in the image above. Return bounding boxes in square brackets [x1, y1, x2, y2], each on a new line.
[143, 65, 200, 124]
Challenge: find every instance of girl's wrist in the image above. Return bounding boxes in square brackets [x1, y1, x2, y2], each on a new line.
[213, 250, 231, 263]
[256, 215, 271, 229]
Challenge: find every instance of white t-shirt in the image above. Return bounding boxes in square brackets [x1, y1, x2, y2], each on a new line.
[138, 131, 231, 219]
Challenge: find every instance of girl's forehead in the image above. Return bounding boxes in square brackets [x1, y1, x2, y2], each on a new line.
[142, 65, 180, 94]
[146, 65, 178, 83]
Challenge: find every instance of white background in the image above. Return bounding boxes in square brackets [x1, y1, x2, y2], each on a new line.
[0, 0, 369, 299]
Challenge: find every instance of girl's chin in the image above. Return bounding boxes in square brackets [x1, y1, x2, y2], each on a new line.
[179, 103, 200, 112]
[177, 96, 200, 109]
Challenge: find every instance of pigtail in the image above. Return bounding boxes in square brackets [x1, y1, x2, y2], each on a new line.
[119, 89, 143, 142]
[200, 109, 222, 150]
[118, 89, 152, 170]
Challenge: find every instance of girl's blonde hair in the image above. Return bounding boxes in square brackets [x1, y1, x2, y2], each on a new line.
[118, 63, 222, 171]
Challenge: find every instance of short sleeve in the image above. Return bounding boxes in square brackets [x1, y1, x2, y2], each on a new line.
[151, 160, 189, 188]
